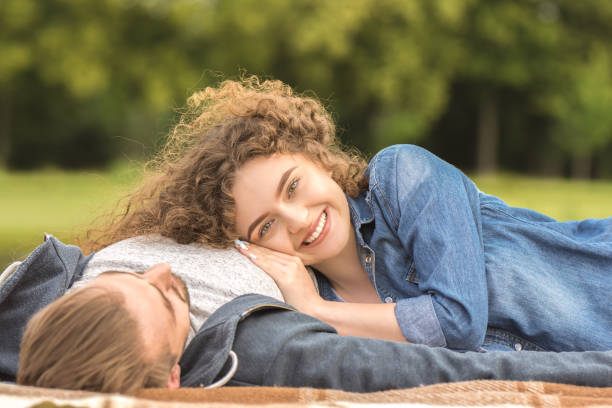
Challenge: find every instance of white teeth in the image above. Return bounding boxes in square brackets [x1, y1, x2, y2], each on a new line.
[305, 212, 327, 244]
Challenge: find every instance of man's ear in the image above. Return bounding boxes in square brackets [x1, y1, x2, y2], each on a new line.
[166, 364, 181, 389]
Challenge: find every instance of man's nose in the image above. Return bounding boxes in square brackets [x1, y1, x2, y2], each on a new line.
[144, 262, 173, 288]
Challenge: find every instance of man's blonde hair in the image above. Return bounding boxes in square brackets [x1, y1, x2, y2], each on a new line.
[17, 286, 176, 395]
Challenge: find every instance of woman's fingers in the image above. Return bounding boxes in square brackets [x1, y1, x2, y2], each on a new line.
[233, 240, 297, 265]
[233, 240, 289, 281]
[233, 239, 321, 312]
[235, 240, 295, 261]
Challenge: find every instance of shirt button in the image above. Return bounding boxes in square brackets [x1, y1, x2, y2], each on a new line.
[514, 343, 523, 351]
[384, 296, 393, 303]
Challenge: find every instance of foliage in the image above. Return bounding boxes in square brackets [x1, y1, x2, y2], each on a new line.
[1, 0, 612, 177]
[547, 46, 612, 156]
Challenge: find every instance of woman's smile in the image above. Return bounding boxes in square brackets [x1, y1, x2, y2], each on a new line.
[302, 209, 330, 248]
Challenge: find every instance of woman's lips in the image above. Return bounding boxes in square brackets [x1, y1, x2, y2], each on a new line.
[302, 209, 330, 248]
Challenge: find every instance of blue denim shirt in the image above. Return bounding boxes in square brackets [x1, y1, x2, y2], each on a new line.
[315, 145, 612, 352]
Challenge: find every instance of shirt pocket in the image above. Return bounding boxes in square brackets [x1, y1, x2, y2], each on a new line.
[403, 260, 419, 285]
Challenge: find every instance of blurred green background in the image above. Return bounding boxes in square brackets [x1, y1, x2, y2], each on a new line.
[2, 0, 612, 268]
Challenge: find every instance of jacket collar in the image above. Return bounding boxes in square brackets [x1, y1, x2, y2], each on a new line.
[180, 294, 295, 387]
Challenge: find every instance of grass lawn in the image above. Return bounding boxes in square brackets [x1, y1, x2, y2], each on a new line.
[0, 162, 142, 269]
[472, 173, 612, 221]
[1, 166, 611, 270]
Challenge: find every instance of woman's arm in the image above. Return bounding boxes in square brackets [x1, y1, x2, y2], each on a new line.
[374, 145, 488, 350]
[309, 300, 406, 342]
[234, 242, 406, 342]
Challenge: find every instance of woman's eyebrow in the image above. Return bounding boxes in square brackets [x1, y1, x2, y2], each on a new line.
[247, 166, 297, 240]
[98, 271, 176, 323]
[276, 166, 297, 197]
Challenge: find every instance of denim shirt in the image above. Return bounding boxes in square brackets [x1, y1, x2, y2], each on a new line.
[315, 145, 612, 352]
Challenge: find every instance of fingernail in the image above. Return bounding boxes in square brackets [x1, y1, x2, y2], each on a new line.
[234, 239, 248, 250]
[249, 254, 257, 260]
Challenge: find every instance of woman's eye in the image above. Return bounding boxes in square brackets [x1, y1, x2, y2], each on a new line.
[288, 178, 299, 196]
[259, 220, 273, 238]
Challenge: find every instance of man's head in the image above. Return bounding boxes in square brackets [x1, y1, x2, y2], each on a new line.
[17, 263, 191, 394]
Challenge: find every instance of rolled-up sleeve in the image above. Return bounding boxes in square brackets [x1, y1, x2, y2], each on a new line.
[374, 145, 488, 350]
[395, 294, 447, 347]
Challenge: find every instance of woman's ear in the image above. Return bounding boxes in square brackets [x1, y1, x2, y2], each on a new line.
[166, 364, 181, 389]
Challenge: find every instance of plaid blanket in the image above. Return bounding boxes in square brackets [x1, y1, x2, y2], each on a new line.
[2, 381, 611, 407]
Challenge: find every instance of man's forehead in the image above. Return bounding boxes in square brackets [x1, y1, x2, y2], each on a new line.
[88, 271, 147, 295]
[93, 270, 150, 286]
[97, 270, 144, 278]
[95, 270, 177, 322]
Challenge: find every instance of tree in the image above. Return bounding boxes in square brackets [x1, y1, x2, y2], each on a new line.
[536, 0, 612, 178]
[449, 0, 567, 173]
[546, 46, 612, 178]
[0, 0, 37, 167]
[2, 0, 612, 178]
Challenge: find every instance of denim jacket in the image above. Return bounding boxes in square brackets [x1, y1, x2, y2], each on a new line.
[181, 293, 612, 390]
[315, 145, 612, 352]
[0, 235, 92, 381]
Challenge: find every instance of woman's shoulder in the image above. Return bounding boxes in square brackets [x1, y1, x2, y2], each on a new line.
[371, 144, 429, 160]
[368, 144, 442, 185]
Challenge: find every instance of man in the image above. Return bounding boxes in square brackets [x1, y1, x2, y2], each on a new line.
[17, 263, 188, 394]
[1, 233, 282, 387]
[4, 237, 612, 394]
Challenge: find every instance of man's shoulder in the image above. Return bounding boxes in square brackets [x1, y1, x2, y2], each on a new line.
[201, 294, 296, 329]
[0, 235, 92, 381]
[180, 294, 298, 388]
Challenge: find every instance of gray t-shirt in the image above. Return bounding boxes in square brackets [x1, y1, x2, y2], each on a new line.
[71, 235, 283, 344]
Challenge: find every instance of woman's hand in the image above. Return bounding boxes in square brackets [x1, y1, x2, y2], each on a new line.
[234, 240, 407, 343]
[234, 240, 323, 314]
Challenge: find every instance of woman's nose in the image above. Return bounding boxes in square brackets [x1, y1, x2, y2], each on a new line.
[285, 205, 310, 234]
[144, 262, 173, 288]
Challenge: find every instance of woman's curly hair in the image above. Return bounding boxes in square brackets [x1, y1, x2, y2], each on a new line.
[82, 77, 369, 252]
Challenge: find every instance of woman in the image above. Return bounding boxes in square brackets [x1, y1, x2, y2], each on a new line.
[88, 77, 612, 352]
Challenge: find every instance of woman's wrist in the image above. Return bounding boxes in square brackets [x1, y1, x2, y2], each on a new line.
[300, 297, 328, 320]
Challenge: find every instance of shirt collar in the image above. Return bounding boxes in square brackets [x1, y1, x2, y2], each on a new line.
[347, 192, 374, 227]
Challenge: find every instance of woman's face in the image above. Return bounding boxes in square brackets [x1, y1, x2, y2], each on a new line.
[232, 154, 353, 267]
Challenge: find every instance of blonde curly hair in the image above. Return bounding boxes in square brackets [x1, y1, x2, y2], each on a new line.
[83, 77, 368, 252]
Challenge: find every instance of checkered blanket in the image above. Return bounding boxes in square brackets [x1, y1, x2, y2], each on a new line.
[2, 381, 611, 408]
